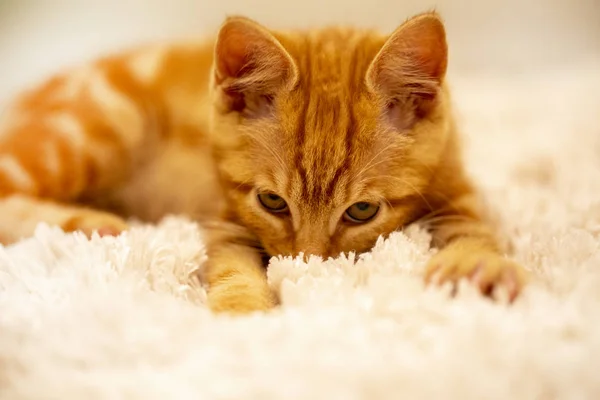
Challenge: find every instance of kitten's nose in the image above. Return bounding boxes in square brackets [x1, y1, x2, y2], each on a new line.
[294, 226, 330, 260]
[295, 241, 329, 260]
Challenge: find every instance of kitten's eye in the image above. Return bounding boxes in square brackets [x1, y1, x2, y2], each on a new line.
[344, 202, 380, 223]
[257, 192, 288, 213]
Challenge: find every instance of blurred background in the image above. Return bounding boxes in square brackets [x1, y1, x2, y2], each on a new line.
[0, 0, 599, 106]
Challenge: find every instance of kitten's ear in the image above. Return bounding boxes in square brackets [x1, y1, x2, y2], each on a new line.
[366, 12, 447, 101]
[213, 16, 298, 112]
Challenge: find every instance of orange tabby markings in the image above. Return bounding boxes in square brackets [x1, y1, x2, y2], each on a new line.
[51, 66, 96, 102]
[0, 109, 25, 137]
[0, 155, 36, 194]
[42, 141, 61, 180]
[44, 113, 102, 195]
[127, 46, 168, 84]
[87, 71, 145, 148]
[0, 12, 527, 313]
[45, 113, 87, 150]
[206, 13, 527, 312]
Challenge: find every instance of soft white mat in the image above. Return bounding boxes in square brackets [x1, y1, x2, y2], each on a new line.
[1, 65, 600, 399]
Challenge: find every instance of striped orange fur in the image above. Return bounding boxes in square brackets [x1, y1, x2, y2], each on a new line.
[0, 12, 527, 313]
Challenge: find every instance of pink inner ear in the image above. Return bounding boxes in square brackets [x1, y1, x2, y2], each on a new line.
[385, 100, 417, 132]
[215, 17, 300, 99]
[367, 13, 447, 99]
[403, 27, 447, 82]
[215, 18, 296, 92]
[216, 28, 254, 82]
[242, 94, 275, 119]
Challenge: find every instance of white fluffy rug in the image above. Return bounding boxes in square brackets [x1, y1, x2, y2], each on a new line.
[1, 63, 600, 399]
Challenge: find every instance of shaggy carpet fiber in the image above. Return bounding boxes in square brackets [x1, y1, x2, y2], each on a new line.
[1, 63, 600, 399]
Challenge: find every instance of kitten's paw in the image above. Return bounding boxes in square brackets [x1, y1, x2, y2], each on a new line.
[424, 248, 528, 301]
[207, 277, 277, 314]
[62, 210, 128, 239]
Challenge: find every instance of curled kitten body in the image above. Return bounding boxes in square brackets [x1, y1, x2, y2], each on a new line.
[0, 12, 527, 313]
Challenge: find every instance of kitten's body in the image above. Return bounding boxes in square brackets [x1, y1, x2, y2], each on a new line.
[0, 41, 220, 226]
[0, 13, 527, 312]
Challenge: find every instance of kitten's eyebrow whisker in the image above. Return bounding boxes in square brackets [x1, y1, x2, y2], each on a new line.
[418, 214, 478, 228]
[363, 174, 434, 212]
[233, 176, 255, 192]
[244, 128, 288, 175]
[414, 207, 449, 223]
[408, 157, 436, 177]
[354, 142, 398, 179]
[356, 157, 394, 179]
[423, 189, 464, 214]
[413, 200, 477, 228]
[378, 195, 393, 211]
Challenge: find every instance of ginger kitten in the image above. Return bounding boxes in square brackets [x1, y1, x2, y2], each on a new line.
[0, 12, 527, 313]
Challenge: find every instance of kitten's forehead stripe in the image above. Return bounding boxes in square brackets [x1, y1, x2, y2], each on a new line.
[289, 30, 369, 206]
[325, 42, 359, 200]
[292, 39, 310, 200]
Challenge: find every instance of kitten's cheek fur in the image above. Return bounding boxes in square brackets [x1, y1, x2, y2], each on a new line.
[262, 241, 296, 259]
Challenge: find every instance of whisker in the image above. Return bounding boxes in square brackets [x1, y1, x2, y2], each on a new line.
[233, 176, 255, 192]
[411, 197, 482, 233]
[424, 189, 462, 212]
[380, 196, 394, 211]
[412, 204, 458, 224]
[244, 128, 288, 175]
[362, 174, 434, 213]
[406, 157, 436, 177]
[354, 142, 398, 179]
[418, 214, 478, 228]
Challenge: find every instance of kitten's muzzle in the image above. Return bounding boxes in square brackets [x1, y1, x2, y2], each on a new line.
[293, 243, 330, 261]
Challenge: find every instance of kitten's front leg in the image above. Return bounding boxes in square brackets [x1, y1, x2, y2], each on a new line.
[424, 196, 528, 301]
[201, 222, 276, 314]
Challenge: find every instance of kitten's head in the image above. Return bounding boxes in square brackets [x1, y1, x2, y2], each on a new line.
[209, 12, 452, 258]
